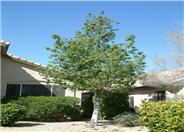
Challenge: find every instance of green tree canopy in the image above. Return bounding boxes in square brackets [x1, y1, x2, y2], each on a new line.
[41, 11, 146, 127]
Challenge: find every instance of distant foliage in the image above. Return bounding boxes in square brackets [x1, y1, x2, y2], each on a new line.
[113, 112, 140, 127]
[139, 101, 184, 132]
[99, 92, 130, 119]
[153, 24, 184, 71]
[0, 103, 26, 126]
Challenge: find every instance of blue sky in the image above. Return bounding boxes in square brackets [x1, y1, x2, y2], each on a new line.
[1, 1, 183, 72]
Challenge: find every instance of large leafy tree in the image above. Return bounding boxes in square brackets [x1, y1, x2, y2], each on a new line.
[41, 11, 145, 127]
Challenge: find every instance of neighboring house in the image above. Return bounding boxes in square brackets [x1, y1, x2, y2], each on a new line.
[0, 40, 81, 98]
[129, 68, 184, 110]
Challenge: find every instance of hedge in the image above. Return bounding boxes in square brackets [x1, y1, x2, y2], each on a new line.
[1, 96, 19, 104]
[1, 96, 81, 122]
[93, 92, 130, 119]
[0, 103, 26, 126]
[139, 101, 184, 132]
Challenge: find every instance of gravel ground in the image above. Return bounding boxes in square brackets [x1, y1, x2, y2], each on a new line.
[1, 120, 149, 132]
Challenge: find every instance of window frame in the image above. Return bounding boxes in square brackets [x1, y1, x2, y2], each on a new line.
[5, 83, 65, 97]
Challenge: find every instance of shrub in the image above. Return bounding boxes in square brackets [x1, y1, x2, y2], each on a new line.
[97, 92, 130, 119]
[1, 96, 19, 104]
[0, 103, 26, 126]
[1, 96, 81, 121]
[139, 101, 184, 132]
[113, 112, 140, 127]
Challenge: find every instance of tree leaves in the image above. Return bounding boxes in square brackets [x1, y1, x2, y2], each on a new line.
[40, 11, 146, 93]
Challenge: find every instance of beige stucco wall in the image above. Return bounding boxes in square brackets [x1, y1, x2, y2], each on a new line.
[1, 55, 45, 96]
[129, 86, 184, 110]
[1, 55, 81, 98]
[129, 87, 155, 109]
[65, 90, 82, 99]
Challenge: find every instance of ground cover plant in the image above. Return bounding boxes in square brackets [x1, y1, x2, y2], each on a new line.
[113, 112, 140, 127]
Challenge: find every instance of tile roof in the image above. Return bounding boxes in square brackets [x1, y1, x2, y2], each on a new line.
[0, 40, 46, 67]
[7, 53, 46, 67]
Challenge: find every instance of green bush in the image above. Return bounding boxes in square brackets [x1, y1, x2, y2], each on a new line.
[139, 101, 184, 132]
[97, 92, 130, 119]
[1, 96, 81, 121]
[0, 103, 26, 126]
[1, 96, 19, 104]
[113, 112, 140, 127]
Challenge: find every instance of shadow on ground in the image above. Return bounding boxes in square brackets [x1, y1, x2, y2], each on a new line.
[10, 122, 44, 127]
[85, 120, 117, 127]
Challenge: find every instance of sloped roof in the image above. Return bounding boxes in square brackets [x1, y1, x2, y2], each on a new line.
[136, 68, 184, 93]
[0, 40, 45, 67]
[7, 53, 46, 67]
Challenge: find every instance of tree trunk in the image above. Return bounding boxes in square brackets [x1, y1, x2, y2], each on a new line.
[90, 93, 101, 128]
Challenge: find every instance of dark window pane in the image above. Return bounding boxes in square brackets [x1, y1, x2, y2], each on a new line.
[52, 85, 65, 96]
[6, 84, 20, 96]
[22, 84, 51, 96]
[157, 91, 166, 101]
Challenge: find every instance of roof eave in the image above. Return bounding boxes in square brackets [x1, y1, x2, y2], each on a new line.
[6, 54, 46, 68]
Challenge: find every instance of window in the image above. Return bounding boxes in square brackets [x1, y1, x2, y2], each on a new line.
[6, 84, 20, 96]
[21, 84, 51, 96]
[156, 91, 166, 101]
[5, 84, 65, 96]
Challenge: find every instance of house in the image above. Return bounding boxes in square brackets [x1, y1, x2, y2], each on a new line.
[1, 40, 183, 110]
[0, 40, 81, 98]
[130, 68, 184, 110]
